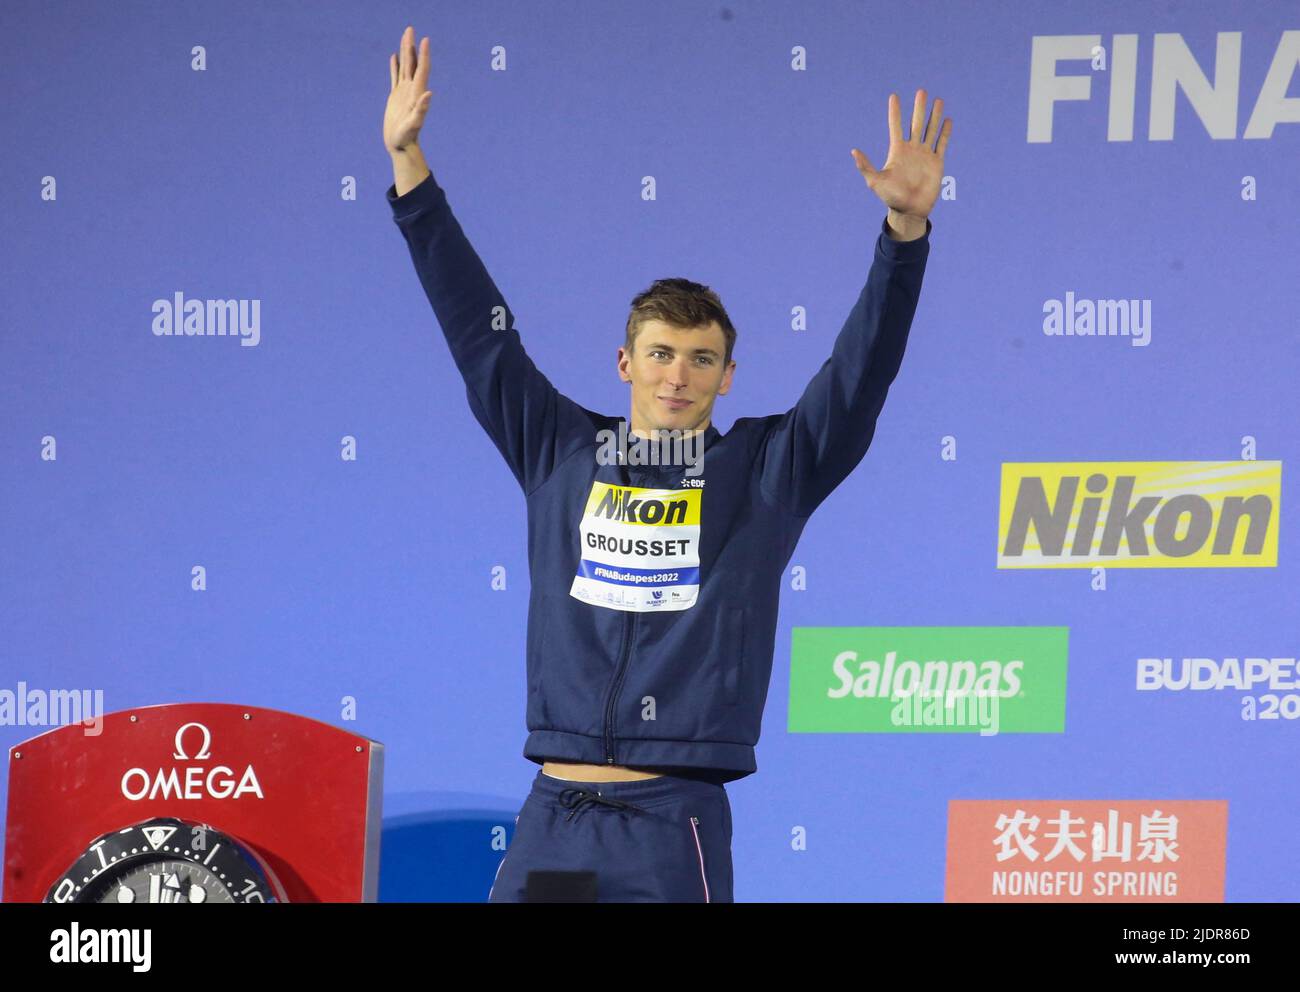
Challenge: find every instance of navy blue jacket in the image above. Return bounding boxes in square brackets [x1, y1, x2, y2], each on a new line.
[389, 172, 930, 782]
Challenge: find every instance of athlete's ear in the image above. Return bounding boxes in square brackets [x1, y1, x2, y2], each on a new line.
[616, 346, 632, 383]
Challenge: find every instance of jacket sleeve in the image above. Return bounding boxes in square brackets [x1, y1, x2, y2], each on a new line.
[756, 215, 931, 518]
[388, 172, 596, 495]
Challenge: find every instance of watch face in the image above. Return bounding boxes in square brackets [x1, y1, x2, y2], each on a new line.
[45, 817, 284, 904]
[86, 860, 235, 904]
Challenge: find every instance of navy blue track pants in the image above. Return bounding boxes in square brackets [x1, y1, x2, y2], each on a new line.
[488, 768, 734, 902]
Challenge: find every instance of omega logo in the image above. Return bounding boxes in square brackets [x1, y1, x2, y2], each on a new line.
[120, 721, 264, 802]
[171, 721, 212, 760]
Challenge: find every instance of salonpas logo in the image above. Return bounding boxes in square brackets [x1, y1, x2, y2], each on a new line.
[789, 627, 1068, 735]
[998, 461, 1281, 568]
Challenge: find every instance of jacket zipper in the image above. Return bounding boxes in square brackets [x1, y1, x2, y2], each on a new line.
[689, 816, 710, 902]
[603, 611, 637, 763]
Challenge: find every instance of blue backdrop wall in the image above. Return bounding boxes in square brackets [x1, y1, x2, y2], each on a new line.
[2, 0, 1296, 901]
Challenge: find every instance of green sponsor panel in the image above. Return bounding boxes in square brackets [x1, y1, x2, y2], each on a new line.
[788, 626, 1068, 733]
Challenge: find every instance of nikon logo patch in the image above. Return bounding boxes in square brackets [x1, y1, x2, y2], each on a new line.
[569, 481, 702, 612]
[998, 461, 1281, 568]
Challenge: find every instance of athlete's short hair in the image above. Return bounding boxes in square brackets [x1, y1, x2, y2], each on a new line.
[625, 278, 737, 365]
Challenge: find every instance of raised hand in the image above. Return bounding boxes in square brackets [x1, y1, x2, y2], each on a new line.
[851, 90, 951, 220]
[384, 26, 434, 154]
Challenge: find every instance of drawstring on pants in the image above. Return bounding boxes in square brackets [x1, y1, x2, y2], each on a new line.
[558, 787, 648, 822]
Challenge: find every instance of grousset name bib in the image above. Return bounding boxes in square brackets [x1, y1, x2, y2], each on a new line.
[569, 481, 701, 612]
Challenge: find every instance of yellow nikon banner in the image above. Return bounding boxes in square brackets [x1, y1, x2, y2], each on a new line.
[998, 461, 1281, 569]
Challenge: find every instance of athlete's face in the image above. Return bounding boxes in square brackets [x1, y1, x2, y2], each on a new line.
[618, 319, 735, 437]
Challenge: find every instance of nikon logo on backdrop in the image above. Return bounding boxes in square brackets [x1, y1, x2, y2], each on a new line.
[788, 627, 1068, 735]
[998, 461, 1281, 568]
